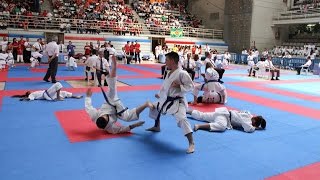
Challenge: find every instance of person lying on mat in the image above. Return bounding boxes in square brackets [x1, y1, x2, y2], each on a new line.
[12, 82, 83, 101]
[187, 107, 266, 133]
[85, 55, 154, 134]
[190, 67, 227, 105]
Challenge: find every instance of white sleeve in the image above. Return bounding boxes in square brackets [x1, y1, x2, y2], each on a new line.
[106, 123, 130, 134]
[85, 97, 99, 122]
[191, 110, 213, 122]
[179, 71, 194, 94]
[242, 120, 255, 133]
[28, 93, 36, 101]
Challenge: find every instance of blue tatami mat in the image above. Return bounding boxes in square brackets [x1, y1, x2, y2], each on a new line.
[5, 81, 72, 90]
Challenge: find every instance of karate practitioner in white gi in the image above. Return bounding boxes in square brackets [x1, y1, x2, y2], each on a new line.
[191, 67, 227, 105]
[146, 52, 195, 154]
[12, 82, 82, 101]
[66, 55, 77, 71]
[187, 107, 266, 133]
[85, 56, 154, 134]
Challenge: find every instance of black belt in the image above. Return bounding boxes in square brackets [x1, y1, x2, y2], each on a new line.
[101, 86, 128, 116]
[44, 90, 54, 100]
[155, 96, 182, 122]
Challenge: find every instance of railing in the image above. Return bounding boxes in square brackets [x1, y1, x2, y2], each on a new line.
[0, 14, 223, 39]
[273, 8, 320, 20]
[230, 53, 320, 71]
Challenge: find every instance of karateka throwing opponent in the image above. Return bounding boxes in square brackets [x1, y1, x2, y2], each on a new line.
[146, 52, 195, 154]
[85, 55, 154, 134]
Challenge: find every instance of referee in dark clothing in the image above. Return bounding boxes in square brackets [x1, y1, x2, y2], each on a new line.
[43, 35, 59, 83]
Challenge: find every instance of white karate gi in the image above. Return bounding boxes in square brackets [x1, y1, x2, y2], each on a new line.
[28, 82, 72, 101]
[0, 52, 8, 69]
[191, 107, 256, 133]
[85, 76, 139, 134]
[149, 68, 194, 135]
[30, 57, 39, 68]
[6, 53, 14, 67]
[193, 68, 227, 104]
[66, 56, 78, 68]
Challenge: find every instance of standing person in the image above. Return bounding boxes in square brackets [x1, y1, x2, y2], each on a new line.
[11, 38, 19, 62]
[24, 38, 32, 63]
[66, 41, 75, 57]
[85, 56, 153, 134]
[43, 35, 59, 83]
[18, 36, 25, 63]
[134, 40, 141, 63]
[123, 41, 131, 64]
[32, 38, 43, 65]
[94, 51, 110, 87]
[146, 52, 195, 154]
[85, 51, 98, 81]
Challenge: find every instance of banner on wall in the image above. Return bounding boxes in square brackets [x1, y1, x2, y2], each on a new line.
[170, 28, 183, 38]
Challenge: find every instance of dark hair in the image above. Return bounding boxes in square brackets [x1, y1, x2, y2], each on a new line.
[255, 116, 266, 129]
[205, 52, 210, 57]
[12, 91, 30, 98]
[96, 117, 108, 129]
[165, 51, 179, 64]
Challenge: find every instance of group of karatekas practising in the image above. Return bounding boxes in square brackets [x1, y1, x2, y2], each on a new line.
[12, 52, 267, 154]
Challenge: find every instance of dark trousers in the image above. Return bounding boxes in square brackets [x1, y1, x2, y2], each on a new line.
[270, 69, 280, 78]
[96, 70, 109, 86]
[214, 68, 225, 80]
[24, 50, 31, 63]
[13, 49, 17, 61]
[185, 68, 195, 80]
[295, 67, 305, 75]
[248, 67, 256, 76]
[161, 65, 167, 78]
[85, 66, 94, 80]
[43, 57, 58, 82]
[135, 52, 141, 63]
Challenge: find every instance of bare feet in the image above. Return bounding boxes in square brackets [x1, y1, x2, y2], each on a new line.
[134, 121, 145, 128]
[193, 125, 199, 132]
[146, 101, 155, 110]
[186, 143, 195, 154]
[146, 126, 160, 132]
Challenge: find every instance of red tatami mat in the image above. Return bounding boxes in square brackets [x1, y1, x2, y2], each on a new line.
[55, 110, 131, 143]
[266, 162, 320, 180]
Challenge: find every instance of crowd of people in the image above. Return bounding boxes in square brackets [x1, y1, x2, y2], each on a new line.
[53, 0, 142, 35]
[133, 0, 202, 34]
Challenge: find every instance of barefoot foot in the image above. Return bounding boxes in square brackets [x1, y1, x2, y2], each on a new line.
[186, 143, 195, 154]
[146, 126, 160, 132]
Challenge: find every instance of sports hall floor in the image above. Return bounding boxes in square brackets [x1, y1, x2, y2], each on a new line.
[1, 62, 320, 180]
